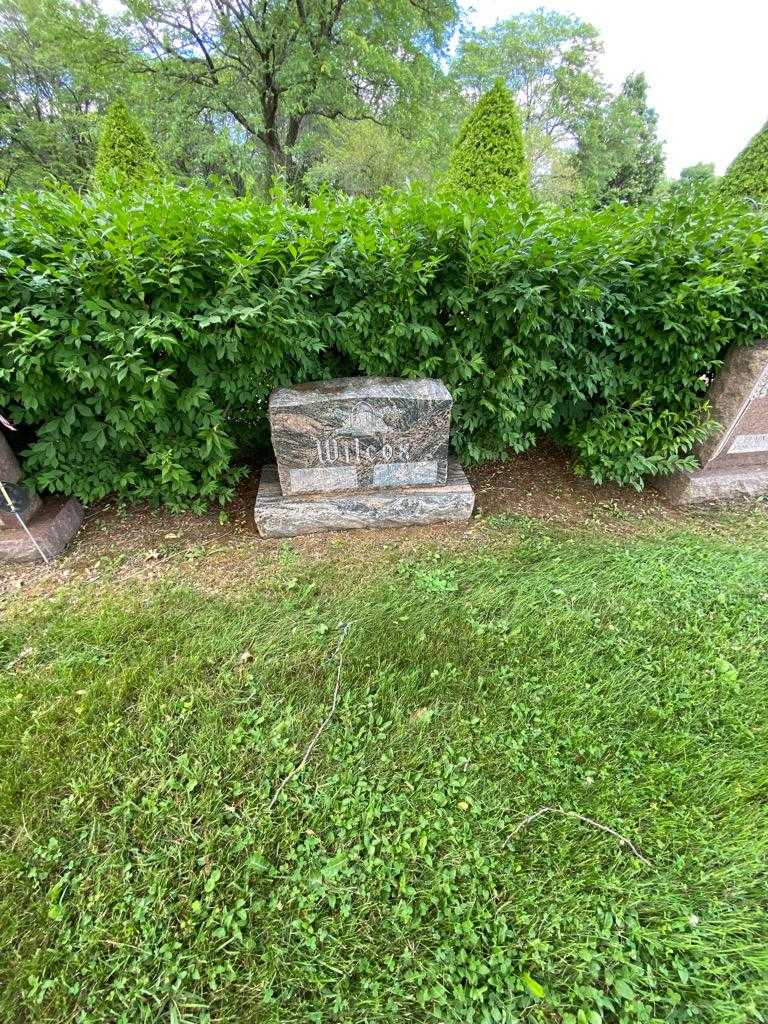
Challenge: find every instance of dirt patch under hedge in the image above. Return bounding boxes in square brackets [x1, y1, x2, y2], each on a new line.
[3, 440, 766, 605]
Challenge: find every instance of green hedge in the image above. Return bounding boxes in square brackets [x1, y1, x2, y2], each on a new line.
[1, 183, 767, 508]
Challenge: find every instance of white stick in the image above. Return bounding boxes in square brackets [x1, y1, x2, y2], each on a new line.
[0, 478, 51, 564]
[504, 805, 651, 865]
[268, 623, 351, 810]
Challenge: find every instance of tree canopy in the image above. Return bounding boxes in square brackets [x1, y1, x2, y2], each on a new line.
[0, 0, 114, 191]
[123, 0, 459, 188]
[0, 1, 672, 204]
[452, 10, 605, 186]
[577, 72, 664, 206]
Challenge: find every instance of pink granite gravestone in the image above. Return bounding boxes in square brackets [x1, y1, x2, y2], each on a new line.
[0, 432, 84, 562]
[657, 340, 768, 504]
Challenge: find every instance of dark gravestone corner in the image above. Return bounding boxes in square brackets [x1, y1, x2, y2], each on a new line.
[0, 433, 83, 563]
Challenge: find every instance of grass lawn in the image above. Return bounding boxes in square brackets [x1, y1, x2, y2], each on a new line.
[1, 518, 767, 1023]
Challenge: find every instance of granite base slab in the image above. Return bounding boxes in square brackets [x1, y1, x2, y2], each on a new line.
[0, 497, 84, 562]
[655, 466, 768, 505]
[254, 460, 475, 538]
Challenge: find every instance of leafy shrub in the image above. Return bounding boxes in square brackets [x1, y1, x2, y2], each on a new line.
[445, 81, 528, 201]
[1, 182, 767, 508]
[719, 120, 768, 205]
[93, 99, 161, 194]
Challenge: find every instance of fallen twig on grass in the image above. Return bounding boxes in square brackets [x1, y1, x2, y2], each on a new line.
[268, 622, 351, 811]
[504, 805, 651, 865]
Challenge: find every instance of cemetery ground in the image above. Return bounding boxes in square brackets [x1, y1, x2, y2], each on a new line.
[1, 447, 768, 1022]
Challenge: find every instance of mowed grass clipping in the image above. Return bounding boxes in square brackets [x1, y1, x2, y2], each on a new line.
[1, 527, 768, 1023]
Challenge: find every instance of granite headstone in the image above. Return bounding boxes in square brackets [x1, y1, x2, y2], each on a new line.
[269, 377, 452, 494]
[657, 340, 768, 503]
[0, 432, 22, 484]
[255, 377, 474, 537]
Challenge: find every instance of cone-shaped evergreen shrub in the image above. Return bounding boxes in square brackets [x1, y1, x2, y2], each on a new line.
[93, 100, 161, 194]
[446, 81, 529, 201]
[720, 121, 768, 204]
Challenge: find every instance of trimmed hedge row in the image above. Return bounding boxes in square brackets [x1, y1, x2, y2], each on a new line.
[1, 183, 767, 508]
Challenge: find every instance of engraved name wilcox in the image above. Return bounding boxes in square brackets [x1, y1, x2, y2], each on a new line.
[269, 377, 453, 495]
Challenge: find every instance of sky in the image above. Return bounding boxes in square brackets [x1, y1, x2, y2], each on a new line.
[465, 0, 768, 176]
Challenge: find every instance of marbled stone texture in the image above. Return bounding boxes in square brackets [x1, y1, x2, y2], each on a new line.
[254, 460, 474, 538]
[657, 466, 768, 505]
[698, 340, 768, 468]
[269, 377, 452, 495]
[656, 340, 768, 504]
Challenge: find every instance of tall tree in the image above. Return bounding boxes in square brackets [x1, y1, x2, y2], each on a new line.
[720, 121, 768, 204]
[678, 162, 716, 186]
[303, 67, 464, 195]
[122, 0, 459, 188]
[577, 72, 664, 206]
